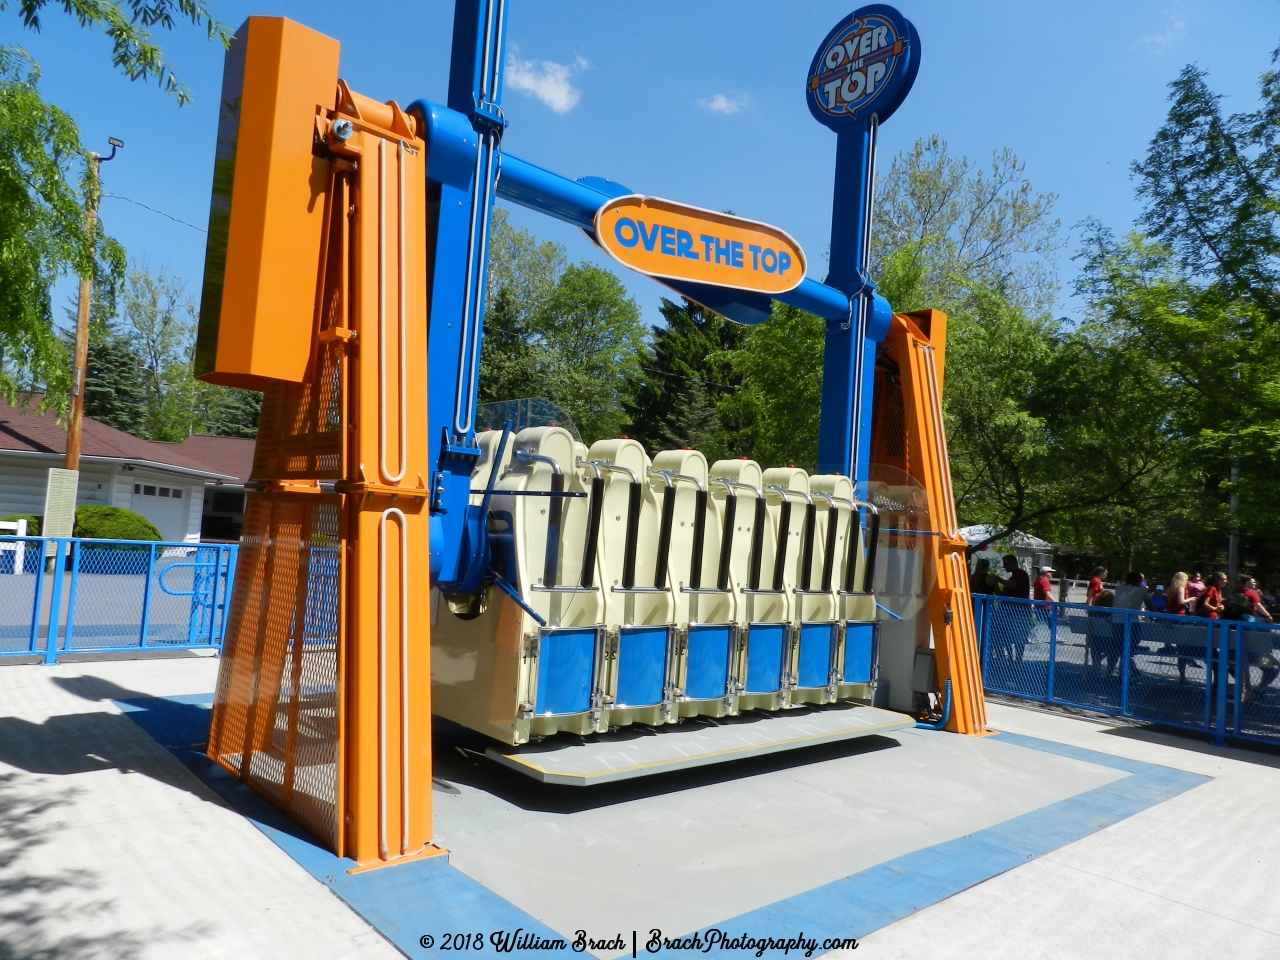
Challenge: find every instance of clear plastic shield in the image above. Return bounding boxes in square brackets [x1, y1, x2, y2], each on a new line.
[867, 463, 937, 622]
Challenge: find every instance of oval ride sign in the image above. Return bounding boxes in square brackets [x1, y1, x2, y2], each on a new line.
[595, 196, 807, 296]
[807, 4, 920, 131]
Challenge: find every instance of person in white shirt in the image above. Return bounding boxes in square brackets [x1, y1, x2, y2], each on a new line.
[1112, 571, 1151, 614]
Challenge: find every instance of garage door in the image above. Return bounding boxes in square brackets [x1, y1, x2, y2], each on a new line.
[130, 482, 192, 542]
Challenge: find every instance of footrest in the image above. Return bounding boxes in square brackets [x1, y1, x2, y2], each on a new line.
[485, 703, 912, 785]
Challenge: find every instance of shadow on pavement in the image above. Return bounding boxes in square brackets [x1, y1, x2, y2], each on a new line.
[0, 676, 217, 808]
[1102, 723, 1280, 769]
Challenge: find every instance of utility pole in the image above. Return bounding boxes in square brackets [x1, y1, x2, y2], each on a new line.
[65, 137, 123, 471]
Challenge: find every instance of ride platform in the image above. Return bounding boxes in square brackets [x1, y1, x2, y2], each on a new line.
[485, 703, 913, 785]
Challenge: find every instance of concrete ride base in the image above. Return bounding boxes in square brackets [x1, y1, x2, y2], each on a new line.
[6, 657, 1280, 958]
[486, 703, 913, 784]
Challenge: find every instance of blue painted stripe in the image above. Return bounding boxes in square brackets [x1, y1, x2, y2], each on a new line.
[115, 695, 563, 957]
[679, 732, 1208, 958]
[118, 696, 1209, 959]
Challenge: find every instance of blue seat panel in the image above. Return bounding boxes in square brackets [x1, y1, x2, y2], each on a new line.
[744, 622, 786, 694]
[796, 621, 835, 688]
[534, 627, 596, 715]
[615, 625, 668, 708]
[684, 624, 732, 700]
[844, 622, 875, 683]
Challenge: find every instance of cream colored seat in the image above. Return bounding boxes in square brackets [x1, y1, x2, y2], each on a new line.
[585, 439, 676, 727]
[652, 449, 738, 718]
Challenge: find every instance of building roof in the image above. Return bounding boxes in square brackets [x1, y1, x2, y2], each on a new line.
[0, 395, 239, 481]
[174, 434, 256, 485]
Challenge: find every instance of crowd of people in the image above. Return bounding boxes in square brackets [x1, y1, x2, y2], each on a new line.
[974, 559, 1279, 689]
[970, 557, 1275, 624]
[1081, 568, 1274, 624]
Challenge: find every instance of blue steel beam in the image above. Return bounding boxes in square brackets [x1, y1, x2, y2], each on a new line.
[416, 0, 510, 594]
[495, 147, 852, 323]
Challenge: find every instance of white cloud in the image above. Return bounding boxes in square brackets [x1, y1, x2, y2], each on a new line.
[1141, 11, 1186, 48]
[505, 51, 588, 114]
[698, 93, 750, 115]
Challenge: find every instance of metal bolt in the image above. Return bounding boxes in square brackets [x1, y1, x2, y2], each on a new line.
[331, 118, 354, 141]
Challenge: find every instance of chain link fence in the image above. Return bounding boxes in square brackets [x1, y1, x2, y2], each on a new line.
[977, 594, 1280, 747]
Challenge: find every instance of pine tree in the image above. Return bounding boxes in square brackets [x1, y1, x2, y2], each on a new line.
[478, 286, 541, 405]
[83, 324, 147, 433]
[625, 297, 748, 462]
[196, 383, 261, 438]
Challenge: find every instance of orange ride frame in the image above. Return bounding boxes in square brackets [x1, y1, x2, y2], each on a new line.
[203, 17, 442, 869]
[877, 310, 988, 735]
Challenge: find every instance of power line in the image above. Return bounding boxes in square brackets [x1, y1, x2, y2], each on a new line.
[102, 193, 207, 234]
[639, 364, 741, 392]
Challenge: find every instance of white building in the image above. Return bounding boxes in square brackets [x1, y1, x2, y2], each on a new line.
[0, 396, 241, 543]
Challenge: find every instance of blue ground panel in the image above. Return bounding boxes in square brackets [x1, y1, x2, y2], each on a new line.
[745, 622, 786, 694]
[615, 625, 667, 708]
[119, 697, 1209, 959]
[796, 622, 834, 688]
[844, 622, 875, 683]
[534, 627, 595, 715]
[684, 624, 731, 700]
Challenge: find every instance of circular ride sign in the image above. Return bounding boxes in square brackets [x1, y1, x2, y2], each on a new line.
[807, 4, 920, 130]
[595, 196, 807, 296]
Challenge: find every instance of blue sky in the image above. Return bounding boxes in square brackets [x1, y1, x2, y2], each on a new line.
[11, 0, 1280, 329]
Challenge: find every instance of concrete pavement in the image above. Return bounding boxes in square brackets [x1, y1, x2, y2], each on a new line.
[0, 656, 1276, 958]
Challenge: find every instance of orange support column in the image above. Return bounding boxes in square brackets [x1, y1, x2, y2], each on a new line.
[887, 310, 989, 735]
[201, 16, 441, 866]
[328, 90, 439, 869]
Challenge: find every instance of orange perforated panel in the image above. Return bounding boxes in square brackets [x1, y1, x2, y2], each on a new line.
[253, 340, 345, 479]
[883, 311, 988, 735]
[207, 77, 437, 865]
[208, 494, 342, 849]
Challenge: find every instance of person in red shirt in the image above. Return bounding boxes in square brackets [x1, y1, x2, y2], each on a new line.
[1198, 573, 1225, 619]
[1033, 566, 1054, 601]
[1236, 576, 1273, 622]
[1086, 566, 1107, 605]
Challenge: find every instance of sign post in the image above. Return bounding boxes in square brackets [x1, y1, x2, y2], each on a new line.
[808, 5, 920, 488]
[41, 467, 78, 557]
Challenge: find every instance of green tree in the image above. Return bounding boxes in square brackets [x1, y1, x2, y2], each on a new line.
[480, 208, 565, 406]
[0, 1, 228, 408]
[535, 263, 645, 443]
[946, 285, 1195, 560]
[4, 0, 229, 105]
[83, 264, 259, 440]
[872, 136, 1063, 316]
[193, 385, 260, 438]
[82, 317, 147, 433]
[482, 209, 646, 443]
[120, 264, 196, 439]
[718, 303, 825, 468]
[0, 47, 123, 407]
[1076, 48, 1280, 580]
[625, 297, 747, 462]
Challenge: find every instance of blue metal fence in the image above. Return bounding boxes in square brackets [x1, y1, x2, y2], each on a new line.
[0, 536, 237, 662]
[976, 594, 1280, 747]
